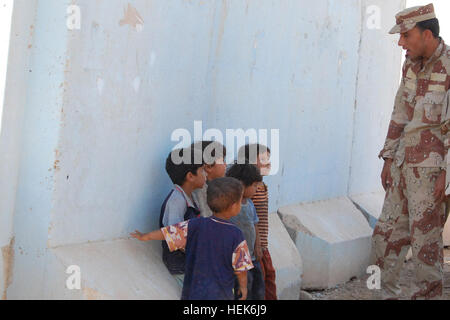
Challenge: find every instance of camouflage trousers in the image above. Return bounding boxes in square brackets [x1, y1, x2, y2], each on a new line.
[371, 164, 448, 300]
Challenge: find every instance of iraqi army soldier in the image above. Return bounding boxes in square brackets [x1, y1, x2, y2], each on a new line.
[373, 3, 450, 299]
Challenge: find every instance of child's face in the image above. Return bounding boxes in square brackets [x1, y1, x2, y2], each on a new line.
[204, 157, 227, 181]
[188, 167, 206, 189]
[243, 182, 259, 199]
[256, 151, 271, 176]
[229, 194, 243, 217]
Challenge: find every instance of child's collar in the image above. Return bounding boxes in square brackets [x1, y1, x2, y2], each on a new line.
[210, 216, 234, 226]
[174, 184, 196, 208]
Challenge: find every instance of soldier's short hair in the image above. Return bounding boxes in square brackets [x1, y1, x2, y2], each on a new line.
[416, 18, 440, 39]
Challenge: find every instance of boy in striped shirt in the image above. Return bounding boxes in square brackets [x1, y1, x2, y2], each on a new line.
[238, 144, 277, 300]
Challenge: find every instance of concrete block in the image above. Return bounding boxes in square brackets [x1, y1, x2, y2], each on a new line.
[299, 290, 313, 300]
[267, 212, 303, 300]
[52, 239, 181, 300]
[278, 197, 373, 290]
[42, 214, 304, 300]
[350, 192, 385, 229]
[444, 217, 450, 247]
[47, 213, 302, 300]
[351, 192, 450, 248]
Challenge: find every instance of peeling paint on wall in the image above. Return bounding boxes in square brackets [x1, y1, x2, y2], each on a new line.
[119, 3, 144, 32]
[53, 159, 60, 171]
[2, 237, 15, 300]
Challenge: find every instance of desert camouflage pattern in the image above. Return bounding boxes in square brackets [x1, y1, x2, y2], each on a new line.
[389, 3, 436, 34]
[374, 39, 450, 299]
[372, 165, 447, 299]
[379, 40, 450, 172]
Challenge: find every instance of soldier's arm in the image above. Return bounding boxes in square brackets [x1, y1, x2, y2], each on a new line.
[378, 63, 410, 160]
[440, 89, 450, 195]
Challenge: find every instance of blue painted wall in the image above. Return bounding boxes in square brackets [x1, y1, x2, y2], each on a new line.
[1, 0, 404, 297]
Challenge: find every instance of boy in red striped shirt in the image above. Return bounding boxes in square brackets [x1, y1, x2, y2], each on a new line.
[238, 144, 277, 300]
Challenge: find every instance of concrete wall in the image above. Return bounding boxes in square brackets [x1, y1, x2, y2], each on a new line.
[348, 0, 405, 196]
[0, 0, 40, 300]
[0, 0, 404, 299]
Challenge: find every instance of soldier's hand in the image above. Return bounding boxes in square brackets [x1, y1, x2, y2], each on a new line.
[433, 170, 447, 203]
[381, 159, 394, 191]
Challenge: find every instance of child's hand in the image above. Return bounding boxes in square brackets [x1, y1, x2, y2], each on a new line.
[130, 230, 145, 241]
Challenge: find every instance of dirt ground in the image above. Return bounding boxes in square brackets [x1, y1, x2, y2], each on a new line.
[305, 248, 450, 300]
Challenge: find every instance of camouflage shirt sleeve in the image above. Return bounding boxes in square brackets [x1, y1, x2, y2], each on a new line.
[440, 90, 450, 194]
[441, 90, 450, 149]
[379, 63, 410, 160]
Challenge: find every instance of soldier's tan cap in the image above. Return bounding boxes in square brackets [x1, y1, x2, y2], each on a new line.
[389, 3, 436, 34]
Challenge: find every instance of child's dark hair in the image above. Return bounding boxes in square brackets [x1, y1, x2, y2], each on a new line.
[165, 147, 204, 185]
[226, 163, 262, 187]
[237, 143, 271, 165]
[207, 177, 243, 213]
[191, 140, 227, 165]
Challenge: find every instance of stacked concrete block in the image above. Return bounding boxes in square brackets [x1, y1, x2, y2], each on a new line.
[278, 197, 373, 290]
[46, 214, 304, 300]
[444, 218, 450, 247]
[267, 212, 303, 299]
[350, 192, 385, 229]
[52, 239, 181, 300]
[351, 192, 450, 250]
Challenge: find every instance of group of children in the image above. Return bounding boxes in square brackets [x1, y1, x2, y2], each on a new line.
[130, 142, 277, 300]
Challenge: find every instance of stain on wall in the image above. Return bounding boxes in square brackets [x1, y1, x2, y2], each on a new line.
[1, 237, 15, 300]
[119, 3, 144, 31]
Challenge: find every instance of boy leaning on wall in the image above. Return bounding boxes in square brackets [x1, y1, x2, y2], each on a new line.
[157, 147, 205, 288]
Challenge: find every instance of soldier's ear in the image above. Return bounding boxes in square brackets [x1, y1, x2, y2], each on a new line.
[422, 29, 434, 41]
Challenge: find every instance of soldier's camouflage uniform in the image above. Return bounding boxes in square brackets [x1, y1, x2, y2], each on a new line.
[373, 4, 450, 300]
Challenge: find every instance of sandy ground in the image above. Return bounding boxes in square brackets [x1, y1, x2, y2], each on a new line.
[305, 249, 450, 300]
